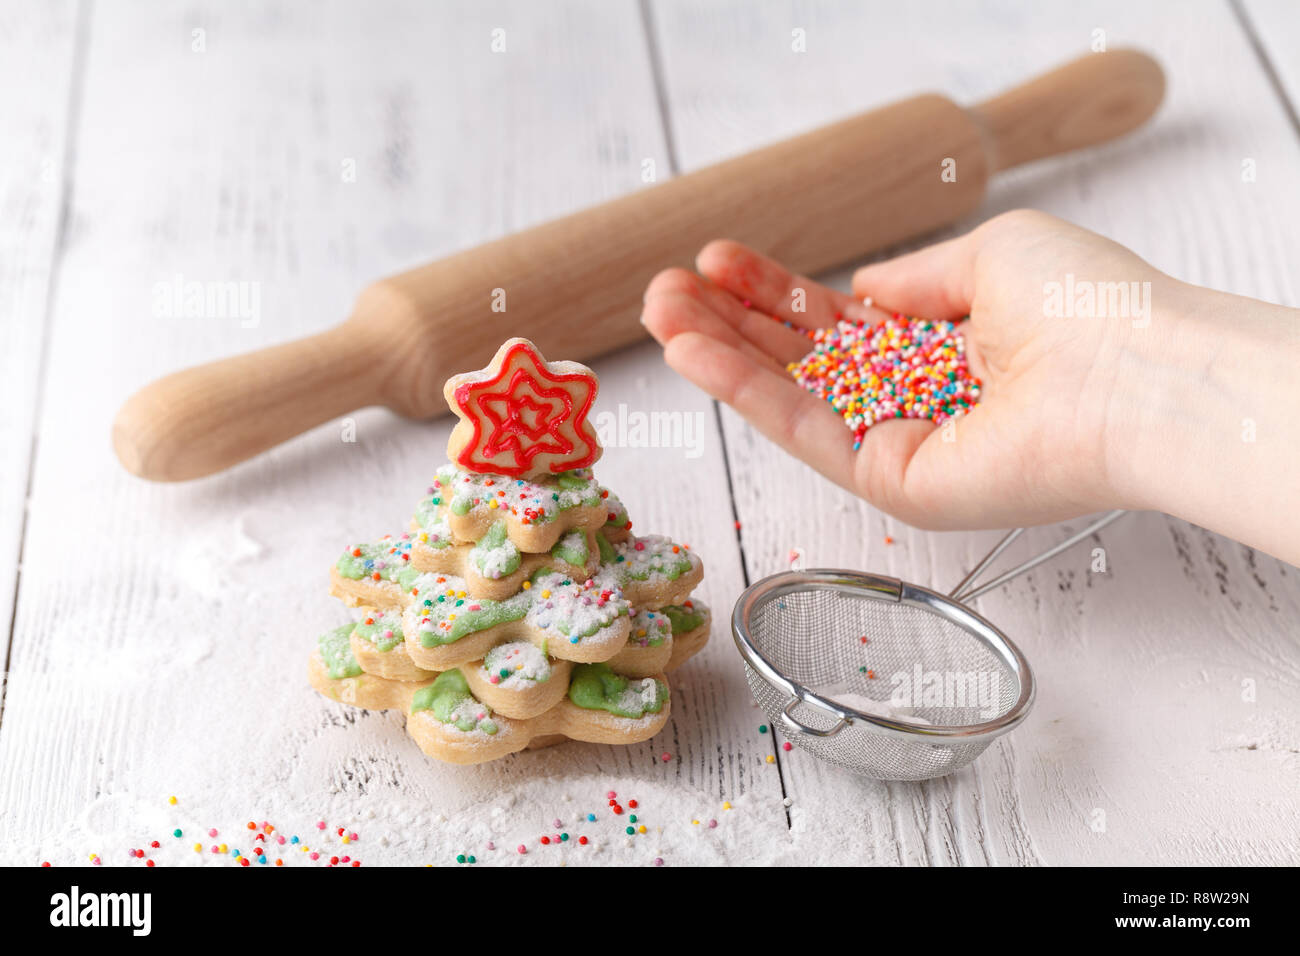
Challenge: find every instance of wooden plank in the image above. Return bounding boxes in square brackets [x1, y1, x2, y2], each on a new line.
[0, 0, 784, 866]
[0, 2, 81, 702]
[1240, 0, 1300, 204]
[652, 0, 1300, 864]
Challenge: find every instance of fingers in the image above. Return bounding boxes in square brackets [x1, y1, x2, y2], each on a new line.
[696, 239, 874, 330]
[657, 326, 986, 526]
[641, 283, 784, 375]
[851, 233, 976, 320]
[660, 332, 858, 489]
[643, 267, 810, 366]
[647, 298, 1027, 527]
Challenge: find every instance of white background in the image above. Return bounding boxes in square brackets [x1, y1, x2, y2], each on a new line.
[1, 0, 1297, 866]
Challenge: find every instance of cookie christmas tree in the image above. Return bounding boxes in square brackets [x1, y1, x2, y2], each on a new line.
[308, 338, 709, 765]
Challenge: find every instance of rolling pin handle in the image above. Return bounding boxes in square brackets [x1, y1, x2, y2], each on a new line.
[971, 48, 1165, 172]
[112, 316, 392, 482]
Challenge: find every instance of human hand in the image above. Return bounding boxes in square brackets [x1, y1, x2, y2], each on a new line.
[641, 210, 1300, 563]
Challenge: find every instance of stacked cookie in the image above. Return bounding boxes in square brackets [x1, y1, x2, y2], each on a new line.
[307, 339, 708, 765]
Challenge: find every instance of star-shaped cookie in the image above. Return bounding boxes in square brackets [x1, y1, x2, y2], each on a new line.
[444, 338, 602, 478]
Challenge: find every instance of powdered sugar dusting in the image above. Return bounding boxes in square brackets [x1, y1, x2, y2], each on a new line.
[483, 642, 552, 685]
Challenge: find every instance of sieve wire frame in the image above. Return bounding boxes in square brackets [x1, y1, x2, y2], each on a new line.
[731, 568, 1036, 745]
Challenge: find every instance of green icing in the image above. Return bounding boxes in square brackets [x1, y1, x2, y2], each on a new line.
[353, 610, 404, 652]
[391, 527, 694, 653]
[612, 536, 693, 582]
[472, 520, 522, 579]
[336, 538, 421, 583]
[336, 545, 377, 580]
[663, 604, 706, 633]
[428, 466, 468, 519]
[440, 468, 602, 524]
[603, 493, 629, 527]
[550, 530, 588, 567]
[318, 625, 363, 679]
[556, 471, 589, 490]
[560, 612, 622, 640]
[411, 670, 498, 734]
[409, 671, 465, 720]
[568, 663, 669, 719]
[411, 587, 530, 647]
[630, 609, 668, 647]
[529, 571, 628, 641]
[412, 500, 454, 547]
[413, 497, 437, 526]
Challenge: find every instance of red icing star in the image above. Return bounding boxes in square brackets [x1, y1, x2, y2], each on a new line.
[448, 339, 600, 478]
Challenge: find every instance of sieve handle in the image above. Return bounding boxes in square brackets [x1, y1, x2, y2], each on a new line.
[779, 698, 849, 738]
[949, 509, 1127, 603]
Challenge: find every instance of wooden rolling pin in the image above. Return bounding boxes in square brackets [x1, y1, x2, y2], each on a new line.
[114, 49, 1164, 481]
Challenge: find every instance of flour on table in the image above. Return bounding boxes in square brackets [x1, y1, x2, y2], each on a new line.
[11, 775, 793, 868]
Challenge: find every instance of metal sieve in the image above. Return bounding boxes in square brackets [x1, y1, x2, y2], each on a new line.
[731, 510, 1125, 781]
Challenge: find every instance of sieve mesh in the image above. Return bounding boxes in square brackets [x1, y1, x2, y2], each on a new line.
[741, 584, 1024, 781]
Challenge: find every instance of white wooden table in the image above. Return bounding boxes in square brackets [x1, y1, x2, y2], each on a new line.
[2, 0, 1298, 867]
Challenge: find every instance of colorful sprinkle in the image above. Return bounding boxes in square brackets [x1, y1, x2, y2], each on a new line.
[783, 312, 981, 450]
